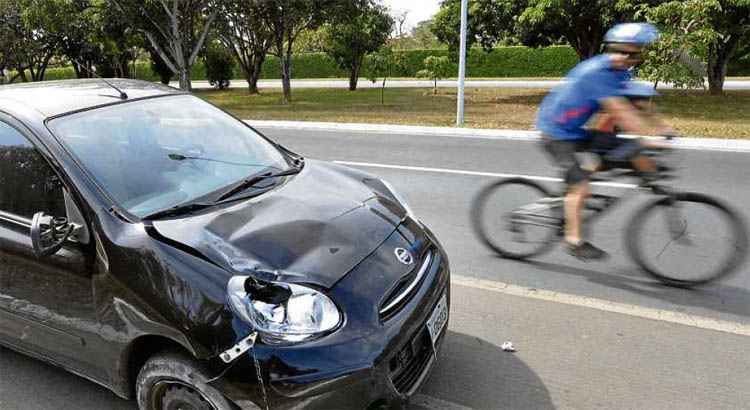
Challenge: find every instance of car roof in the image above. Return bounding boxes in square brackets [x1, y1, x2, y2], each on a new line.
[0, 79, 184, 119]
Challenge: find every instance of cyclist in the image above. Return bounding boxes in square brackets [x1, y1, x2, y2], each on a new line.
[536, 22, 675, 261]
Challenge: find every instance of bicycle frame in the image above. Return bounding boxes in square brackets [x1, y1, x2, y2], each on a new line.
[511, 182, 676, 236]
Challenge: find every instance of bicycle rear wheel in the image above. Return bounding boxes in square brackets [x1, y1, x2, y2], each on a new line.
[626, 192, 748, 287]
[471, 178, 562, 259]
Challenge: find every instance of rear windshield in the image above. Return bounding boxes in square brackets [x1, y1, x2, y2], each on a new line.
[48, 95, 288, 218]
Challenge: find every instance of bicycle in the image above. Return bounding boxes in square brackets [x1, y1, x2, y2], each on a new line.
[471, 142, 748, 288]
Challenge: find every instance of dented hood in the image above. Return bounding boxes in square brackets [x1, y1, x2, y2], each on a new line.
[151, 160, 405, 289]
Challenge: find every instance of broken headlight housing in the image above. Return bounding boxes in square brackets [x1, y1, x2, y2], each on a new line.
[227, 276, 341, 344]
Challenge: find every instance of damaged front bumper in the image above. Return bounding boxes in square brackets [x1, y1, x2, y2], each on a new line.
[209, 248, 450, 410]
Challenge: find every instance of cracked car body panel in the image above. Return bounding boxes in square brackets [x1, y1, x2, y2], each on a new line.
[151, 160, 406, 289]
[0, 80, 450, 409]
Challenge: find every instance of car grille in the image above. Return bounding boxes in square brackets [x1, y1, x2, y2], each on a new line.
[379, 248, 434, 322]
[389, 328, 434, 395]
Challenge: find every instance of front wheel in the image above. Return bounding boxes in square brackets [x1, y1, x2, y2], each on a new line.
[627, 192, 748, 287]
[136, 351, 238, 410]
[471, 178, 562, 259]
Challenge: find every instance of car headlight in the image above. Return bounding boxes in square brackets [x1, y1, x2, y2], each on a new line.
[227, 276, 341, 344]
[381, 179, 416, 219]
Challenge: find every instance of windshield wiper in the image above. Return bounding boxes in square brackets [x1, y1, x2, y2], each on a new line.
[168, 153, 285, 169]
[142, 202, 214, 220]
[215, 166, 302, 203]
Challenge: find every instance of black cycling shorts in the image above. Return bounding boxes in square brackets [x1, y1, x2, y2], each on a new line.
[541, 132, 643, 185]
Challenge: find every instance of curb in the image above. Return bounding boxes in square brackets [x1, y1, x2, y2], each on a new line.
[245, 120, 750, 153]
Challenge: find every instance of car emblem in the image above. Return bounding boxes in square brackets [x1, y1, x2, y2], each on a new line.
[394, 248, 414, 265]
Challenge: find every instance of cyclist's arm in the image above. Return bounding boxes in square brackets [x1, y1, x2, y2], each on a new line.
[601, 97, 674, 136]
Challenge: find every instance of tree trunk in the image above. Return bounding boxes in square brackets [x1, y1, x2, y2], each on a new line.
[179, 66, 192, 91]
[281, 53, 292, 104]
[348, 63, 360, 91]
[706, 40, 737, 96]
[381, 78, 386, 105]
[247, 54, 265, 94]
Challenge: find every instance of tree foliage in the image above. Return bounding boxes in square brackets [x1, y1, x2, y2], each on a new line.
[391, 19, 443, 50]
[417, 55, 453, 94]
[626, 0, 750, 94]
[0, 0, 59, 81]
[432, 0, 523, 60]
[324, 0, 394, 91]
[432, 0, 650, 60]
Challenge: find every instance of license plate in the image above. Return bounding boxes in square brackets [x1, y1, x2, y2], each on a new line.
[426, 293, 448, 346]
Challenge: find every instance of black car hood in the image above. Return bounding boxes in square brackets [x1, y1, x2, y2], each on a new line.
[151, 160, 405, 289]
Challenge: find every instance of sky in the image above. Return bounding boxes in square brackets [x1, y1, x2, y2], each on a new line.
[382, 0, 441, 31]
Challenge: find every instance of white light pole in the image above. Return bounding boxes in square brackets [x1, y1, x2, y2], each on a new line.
[456, 0, 468, 126]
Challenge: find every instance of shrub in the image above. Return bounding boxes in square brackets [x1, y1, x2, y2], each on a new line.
[34, 46, 584, 84]
[204, 44, 235, 89]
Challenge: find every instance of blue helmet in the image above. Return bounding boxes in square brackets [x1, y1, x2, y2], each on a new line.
[621, 81, 659, 99]
[604, 23, 660, 46]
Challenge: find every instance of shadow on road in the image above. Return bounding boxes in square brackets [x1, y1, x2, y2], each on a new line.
[521, 259, 750, 320]
[415, 331, 554, 410]
[0, 346, 135, 410]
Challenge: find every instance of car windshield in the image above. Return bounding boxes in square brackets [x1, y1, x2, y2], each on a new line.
[48, 95, 289, 218]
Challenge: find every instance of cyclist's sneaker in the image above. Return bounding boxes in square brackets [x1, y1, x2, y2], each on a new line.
[566, 241, 609, 261]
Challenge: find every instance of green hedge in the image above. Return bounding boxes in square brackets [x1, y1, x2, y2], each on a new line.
[36, 45, 750, 82]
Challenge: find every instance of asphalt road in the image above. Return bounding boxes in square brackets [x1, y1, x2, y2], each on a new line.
[2, 127, 749, 409]
[260, 127, 750, 324]
[182, 79, 750, 91]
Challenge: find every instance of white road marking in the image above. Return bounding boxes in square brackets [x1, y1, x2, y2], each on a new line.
[412, 394, 476, 410]
[451, 275, 750, 338]
[333, 160, 639, 189]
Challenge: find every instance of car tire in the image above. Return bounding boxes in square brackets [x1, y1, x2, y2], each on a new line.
[135, 350, 236, 410]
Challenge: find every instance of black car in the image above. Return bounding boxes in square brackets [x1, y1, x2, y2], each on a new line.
[0, 80, 450, 410]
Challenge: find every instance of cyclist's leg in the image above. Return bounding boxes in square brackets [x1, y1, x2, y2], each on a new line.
[604, 136, 657, 174]
[541, 135, 609, 260]
[541, 137, 590, 244]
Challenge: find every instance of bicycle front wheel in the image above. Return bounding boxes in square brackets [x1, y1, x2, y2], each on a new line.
[627, 192, 748, 287]
[471, 178, 562, 260]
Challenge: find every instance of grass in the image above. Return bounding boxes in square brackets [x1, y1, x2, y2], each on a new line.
[197, 87, 750, 139]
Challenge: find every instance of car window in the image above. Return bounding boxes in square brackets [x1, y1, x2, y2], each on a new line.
[0, 121, 66, 219]
[48, 95, 289, 218]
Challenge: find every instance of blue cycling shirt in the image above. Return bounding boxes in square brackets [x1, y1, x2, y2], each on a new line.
[536, 55, 631, 141]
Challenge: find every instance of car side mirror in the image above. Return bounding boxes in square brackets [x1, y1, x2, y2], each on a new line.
[30, 212, 75, 257]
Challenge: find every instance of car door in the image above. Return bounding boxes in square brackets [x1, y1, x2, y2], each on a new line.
[0, 115, 99, 376]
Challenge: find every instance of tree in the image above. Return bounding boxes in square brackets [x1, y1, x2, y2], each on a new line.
[215, 0, 273, 94]
[631, 0, 750, 94]
[257, 0, 359, 104]
[21, 0, 99, 78]
[0, 0, 59, 82]
[516, 0, 637, 60]
[110, 0, 218, 90]
[391, 19, 443, 50]
[417, 55, 453, 94]
[432, 0, 653, 61]
[366, 46, 405, 104]
[432, 0, 524, 59]
[392, 9, 409, 38]
[325, 1, 394, 91]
